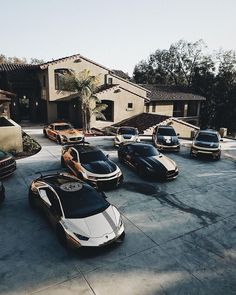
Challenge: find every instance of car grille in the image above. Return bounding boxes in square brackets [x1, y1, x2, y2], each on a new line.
[0, 158, 14, 167]
[0, 158, 16, 178]
[166, 170, 178, 179]
[69, 137, 83, 142]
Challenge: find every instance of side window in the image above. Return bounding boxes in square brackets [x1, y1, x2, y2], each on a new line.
[46, 188, 62, 216]
[70, 149, 78, 161]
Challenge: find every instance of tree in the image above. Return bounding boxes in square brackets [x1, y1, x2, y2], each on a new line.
[64, 69, 107, 132]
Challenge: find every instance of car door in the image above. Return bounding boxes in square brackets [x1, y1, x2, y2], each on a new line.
[47, 125, 56, 139]
[67, 148, 80, 176]
[38, 187, 63, 230]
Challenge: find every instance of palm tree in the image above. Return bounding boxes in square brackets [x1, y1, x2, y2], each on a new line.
[64, 69, 107, 133]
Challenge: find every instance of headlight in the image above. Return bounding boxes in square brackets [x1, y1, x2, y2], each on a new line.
[61, 135, 67, 140]
[175, 166, 178, 172]
[115, 136, 120, 142]
[117, 170, 122, 177]
[146, 166, 155, 172]
[73, 232, 89, 241]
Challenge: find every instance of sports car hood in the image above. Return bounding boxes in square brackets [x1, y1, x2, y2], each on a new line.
[82, 159, 117, 174]
[117, 134, 138, 141]
[57, 129, 83, 138]
[64, 205, 120, 238]
[140, 155, 176, 171]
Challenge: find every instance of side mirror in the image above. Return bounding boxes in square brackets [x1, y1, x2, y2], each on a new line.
[106, 154, 109, 158]
[177, 133, 180, 136]
[220, 139, 223, 142]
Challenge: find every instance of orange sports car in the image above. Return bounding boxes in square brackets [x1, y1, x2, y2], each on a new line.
[43, 123, 84, 144]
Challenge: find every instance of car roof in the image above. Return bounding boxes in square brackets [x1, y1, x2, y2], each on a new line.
[71, 145, 99, 153]
[197, 129, 219, 135]
[122, 142, 152, 148]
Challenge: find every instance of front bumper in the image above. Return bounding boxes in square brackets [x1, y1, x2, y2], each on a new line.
[155, 143, 180, 152]
[191, 146, 221, 158]
[145, 167, 179, 180]
[61, 137, 84, 144]
[66, 226, 125, 248]
[87, 174, 123, 190]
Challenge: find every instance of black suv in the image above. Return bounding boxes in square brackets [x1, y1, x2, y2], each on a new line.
[0, 150, 16, 178]
[152, 125, 180, 152]
[190, 130, 222, 160]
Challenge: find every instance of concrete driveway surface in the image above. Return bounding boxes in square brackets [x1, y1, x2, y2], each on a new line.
[0, 127, 236, 295]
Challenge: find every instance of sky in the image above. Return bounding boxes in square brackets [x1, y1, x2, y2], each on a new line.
[1, 0, 236, 75]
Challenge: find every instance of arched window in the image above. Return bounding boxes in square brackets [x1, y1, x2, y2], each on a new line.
[99, 100, 114, 122]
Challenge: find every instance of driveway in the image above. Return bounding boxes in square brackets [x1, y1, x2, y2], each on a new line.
[0, 127, 236, 295]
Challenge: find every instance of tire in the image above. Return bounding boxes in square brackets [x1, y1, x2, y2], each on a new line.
[118, 155, 124, 163]
[56, 225, 67, 248]
[0, 188, 5, 205]
[61, 156, 66, 168]
[43, 129, 48, 138]
[117, 231, 125, 243]
[28, 190, 37, 209]
[57, 135, 62, 145]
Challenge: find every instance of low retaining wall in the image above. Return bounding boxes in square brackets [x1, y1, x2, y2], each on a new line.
[0, 118, 23, 152]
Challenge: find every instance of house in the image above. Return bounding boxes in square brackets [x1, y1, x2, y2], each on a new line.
[0, 55, 205, 130]
[142, 85, 206, 126]
[0, 89, 23, 152]
[37, 54, 150, 128]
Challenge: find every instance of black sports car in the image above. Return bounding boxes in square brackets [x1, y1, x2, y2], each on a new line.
[0, 150, 16, 179]
[152, 125, 180, 152]
[29, 173, 125, 248]
[61, 144, 123, 189]
[0, 182, 5, 204]
[118, 143, 178, 180]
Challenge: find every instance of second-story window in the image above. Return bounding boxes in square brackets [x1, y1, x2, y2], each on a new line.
[54, 69, 72, 91]
[43, 75, 46, 87]
[107, 77, 113, 85]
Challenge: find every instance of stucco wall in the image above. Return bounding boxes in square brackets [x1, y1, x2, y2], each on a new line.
[146, 103, 174, 116]
[0, 119, 23, 152]
[47, 57, 108, 102]
[165, 118, 199, 139]
[93, 87, 145, 128]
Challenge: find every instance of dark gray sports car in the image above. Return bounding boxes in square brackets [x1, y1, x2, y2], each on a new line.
[118, 143, 178, 180]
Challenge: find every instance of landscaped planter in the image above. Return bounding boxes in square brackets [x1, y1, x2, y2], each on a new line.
[0, 117, 23, 152]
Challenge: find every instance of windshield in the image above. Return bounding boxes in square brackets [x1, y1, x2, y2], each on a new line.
[196, 133, 219, 143]
[54, 124, 72, 131]
[59, 186, 109, 218]
[79, 150, 107, 164]
[118, 128, 138, 135]
[133, 145, 160, 157]
[157, 127, 176, 136]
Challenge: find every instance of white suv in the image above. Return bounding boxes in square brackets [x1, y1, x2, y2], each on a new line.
[114, 126, 140, 147]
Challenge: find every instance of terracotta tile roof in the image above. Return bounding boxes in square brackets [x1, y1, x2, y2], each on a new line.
[140, 84, 206, 102]
[111, 70, 132, 81]
[95, 84, 119, 94]
[0, 63, 38, 72]
[113, 113, 170, 132]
